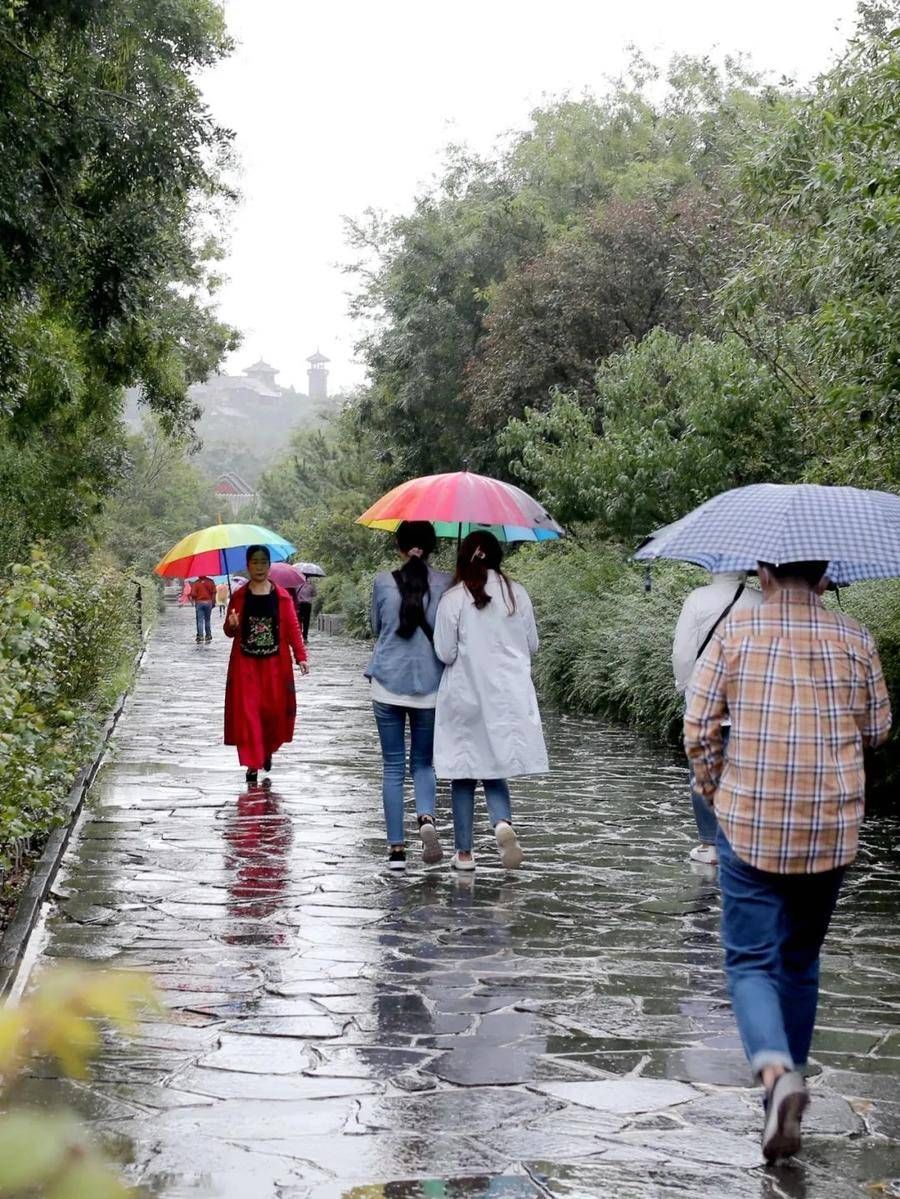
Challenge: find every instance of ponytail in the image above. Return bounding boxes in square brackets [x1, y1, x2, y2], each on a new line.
[454, 530, 516, 614]
[393, 521, 437, 640]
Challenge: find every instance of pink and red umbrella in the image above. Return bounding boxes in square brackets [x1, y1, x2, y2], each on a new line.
[357, 471, 563, 543]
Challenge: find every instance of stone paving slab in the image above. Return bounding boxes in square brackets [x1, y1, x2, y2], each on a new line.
[13, 604, 900, 1198]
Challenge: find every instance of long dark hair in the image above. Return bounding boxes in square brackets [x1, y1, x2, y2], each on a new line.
[454, 530, 516, 613]
[394, 521, 437, 639]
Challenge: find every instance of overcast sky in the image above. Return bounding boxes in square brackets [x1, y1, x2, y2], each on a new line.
[201, 0, 860, 394]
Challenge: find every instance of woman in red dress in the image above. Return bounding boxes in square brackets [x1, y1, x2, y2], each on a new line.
[224, 545, 309, 783]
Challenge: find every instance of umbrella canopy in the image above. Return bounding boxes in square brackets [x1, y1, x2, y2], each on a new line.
[294, 561, 326, 577]
[634, 483, 900, 586]
[267, 562, 307, 591]
[357, 471, 564, 543]
[155, 523, 297, 579]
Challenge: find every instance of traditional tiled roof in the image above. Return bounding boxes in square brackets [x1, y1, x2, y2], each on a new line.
[214, 471, 255, 497]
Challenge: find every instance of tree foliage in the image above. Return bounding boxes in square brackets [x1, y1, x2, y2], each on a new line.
[501, 331, 801, 538]
[0, 0, 238, 566]
[720, 1, 900, 488]
[465, 193, 716, 434]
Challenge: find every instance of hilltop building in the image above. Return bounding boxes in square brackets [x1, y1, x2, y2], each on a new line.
[124, 350, 335, 485]
[214, 470, 257, 517]
[307, 350, 330, 403]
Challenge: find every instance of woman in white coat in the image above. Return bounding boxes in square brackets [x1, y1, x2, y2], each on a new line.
[433, 530, 548, 871]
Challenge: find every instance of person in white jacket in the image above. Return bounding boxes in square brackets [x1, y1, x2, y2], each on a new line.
[433, 531, 548, 871]
[672, 570, 763, 865]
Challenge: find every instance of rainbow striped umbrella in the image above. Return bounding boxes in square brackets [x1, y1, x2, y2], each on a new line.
[357, 471, 564, 543]
[154, 523, 297, 579]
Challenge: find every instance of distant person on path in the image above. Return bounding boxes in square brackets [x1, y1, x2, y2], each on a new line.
[215, 581, 229, 617]
[178, 579, 192, 606]
[672, 570, 762, 866]
[224, 545, 309, 784]
[190, 575, 217, 643]
[366, 521, 451, 871]
[295, 572, 317, 642]
[685, 559, 891, 1163]
[433, 530, 547, 872]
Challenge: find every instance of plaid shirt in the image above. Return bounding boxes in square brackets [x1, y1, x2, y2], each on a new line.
[685, 589, 892, 874]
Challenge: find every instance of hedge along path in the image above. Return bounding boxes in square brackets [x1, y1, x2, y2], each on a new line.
[0, 635, 149, 1001]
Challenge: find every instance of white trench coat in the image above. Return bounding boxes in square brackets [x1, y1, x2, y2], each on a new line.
[433, 571, 549, 779]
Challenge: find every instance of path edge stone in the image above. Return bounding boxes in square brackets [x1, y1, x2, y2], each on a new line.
[0, 636, 150, 1001]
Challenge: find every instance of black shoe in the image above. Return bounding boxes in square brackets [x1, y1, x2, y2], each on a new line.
[205, 635, 212, 643]
[387, 847, 407, 871]
[263, 757, 272, 773]
[245, 768, 258, 784]
[196, 635, 202, 644]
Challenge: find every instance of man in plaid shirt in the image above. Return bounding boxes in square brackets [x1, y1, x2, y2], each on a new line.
[685, 559, 891, 1162]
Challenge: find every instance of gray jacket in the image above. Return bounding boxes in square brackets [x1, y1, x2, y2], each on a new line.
[365, 567, 452, 696]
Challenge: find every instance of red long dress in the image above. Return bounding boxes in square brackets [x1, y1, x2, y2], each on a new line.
[224, 583, 307, 769]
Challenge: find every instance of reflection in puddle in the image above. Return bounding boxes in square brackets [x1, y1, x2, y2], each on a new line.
[223, 784, 292, 929]
[339, 1176, 541, 1198]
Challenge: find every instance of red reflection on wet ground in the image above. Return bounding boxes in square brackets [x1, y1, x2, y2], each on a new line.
[223, 784, 292, 922]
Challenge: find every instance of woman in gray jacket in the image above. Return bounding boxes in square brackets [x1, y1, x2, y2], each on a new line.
[366, 521, 451, 871]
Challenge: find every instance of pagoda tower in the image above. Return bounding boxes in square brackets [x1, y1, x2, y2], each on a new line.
[306, 350, 330, 402]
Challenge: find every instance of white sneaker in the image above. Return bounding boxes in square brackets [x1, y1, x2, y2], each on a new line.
[762, 1071, 808, 1162]
[495, 822, 524, 870]
[418, 818, 443, 866]
[689, 844, 718, 866]
[450, 852, 476, 872]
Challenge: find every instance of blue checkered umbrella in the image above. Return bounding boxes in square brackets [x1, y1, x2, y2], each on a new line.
[634, 484, 900, 586]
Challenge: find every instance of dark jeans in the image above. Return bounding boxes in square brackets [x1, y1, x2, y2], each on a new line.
[450, 779, 512, 852]
[195, 602, 213, 639]
[717, 829, 846, 1078]
[690, 726, 730, 843]
[298, 602, 312, 641]
[372, 702, 436, 844]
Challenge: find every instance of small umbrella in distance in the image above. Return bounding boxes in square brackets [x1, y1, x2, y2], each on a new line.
[294, 562, 326, 577]
[267, 563, 307, 591]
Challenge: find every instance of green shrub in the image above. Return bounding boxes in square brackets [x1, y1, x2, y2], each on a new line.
[831, 578, 900, 797]
[0, 547, 141, 875]
[514, 540, 696, 740]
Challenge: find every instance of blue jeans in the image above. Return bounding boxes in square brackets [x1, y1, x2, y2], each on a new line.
[690, 725, 729, 843]
[195, 602, 213, 638]
[372, 703, 436, 845]
[450, 779, 513, 852]
[717, 830, 845, 1078]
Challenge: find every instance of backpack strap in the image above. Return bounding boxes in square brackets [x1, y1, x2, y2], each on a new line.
[695, 583, 745, 662]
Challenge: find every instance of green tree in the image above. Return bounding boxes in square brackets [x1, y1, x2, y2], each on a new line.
[0, 0, 238, 565]
[465, 192, 717, 436]
[719, 1, 900, 488]
[100, 421, 221, 575]
[501, 330, 802, 539]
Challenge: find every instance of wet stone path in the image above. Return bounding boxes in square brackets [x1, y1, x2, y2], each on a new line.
[16, 604, 900, 1198]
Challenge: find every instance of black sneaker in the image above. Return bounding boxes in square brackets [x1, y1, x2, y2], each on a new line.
[205, 635, 212, 643]
[245, 768, 258, 785]
[387, 847, 407, 871]
[263, 756, 272, 773]
[196, 635, 202, 644]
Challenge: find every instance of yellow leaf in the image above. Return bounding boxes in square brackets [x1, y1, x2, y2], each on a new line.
[0, 1111, 78, 1189]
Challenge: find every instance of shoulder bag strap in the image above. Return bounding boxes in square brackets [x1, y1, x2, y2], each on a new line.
[695, 582, 745, 662]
